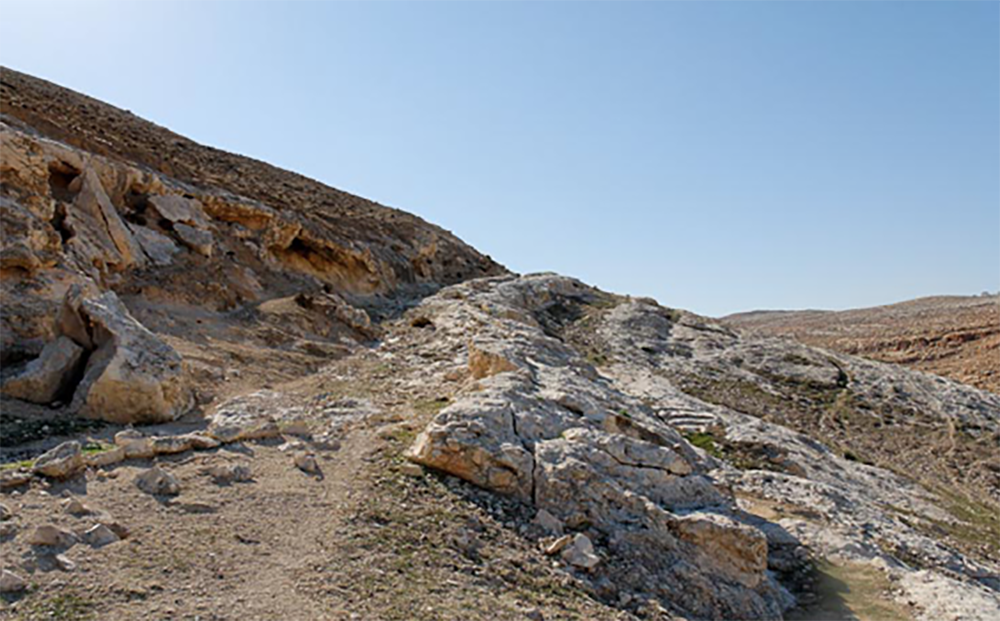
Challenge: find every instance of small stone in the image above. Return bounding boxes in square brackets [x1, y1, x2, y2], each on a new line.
[533, 509, 564, 535]
[400, 462, 423, 477]
[82, 523, 119, 547]
[134, 467, 180, 496]
[544, 534, 573, 556]
[560, 533, 600, 569]
[54, 553, 76, 572]
[116, 430, 156, 459]
[33, 441, 84, 479]
[293, 452, 319, 474]
[62, 497, 90, 515]
[181, 433, 220, 450]
[0, 502, 11, 520]
[204, 463, 252, 484]
[0, 569, 26, 593]
[85, 446, 125, 467]
[150, 435, 192, 455]
[0, 470, 32, 489]
[28, 524, 77, 547]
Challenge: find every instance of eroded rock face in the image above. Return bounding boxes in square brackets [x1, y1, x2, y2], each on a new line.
[407, 274, 789, 620]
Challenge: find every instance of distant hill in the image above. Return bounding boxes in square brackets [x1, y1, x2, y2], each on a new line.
[723, 294, 1000, 393]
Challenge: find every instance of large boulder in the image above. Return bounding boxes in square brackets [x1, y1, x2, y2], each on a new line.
[63, 288, 192, 424]
[1, 336, 85, 403]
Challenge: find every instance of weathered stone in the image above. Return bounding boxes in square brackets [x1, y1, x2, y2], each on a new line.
[150, 435, 193, 455]
[84, 446, 126, 467]
[115, 430, 156, 459]
[0, 569, 26, 593]
[293, 452, 319, 474]
[181, 433, 220, 450]
[0, 469, 32, 489]
[0, 194, 60, 273]
[174, 223, 213, 257]
[148, 194, 210, 228]
[33, 441, 84, 479]
[561, 533, 600, 569]
[533, 509, 564, 535]
[28, 524, 77, 547]
[671, 512, 769, 589]
[0, 336, 85, 404]
[64, 290, 192, 424]
[54, 553, 76, 572]
[204, 463, 252, 484]
[129, 223, 179, 266]
[62, 497, 90, 515]
[134, 467, 180, 496]
[62, 167, 145, 275]
[82, 523, 119, 547]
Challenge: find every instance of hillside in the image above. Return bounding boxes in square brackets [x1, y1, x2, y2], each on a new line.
[724, 295, 1000, 394]
[2, 69, 999, 621]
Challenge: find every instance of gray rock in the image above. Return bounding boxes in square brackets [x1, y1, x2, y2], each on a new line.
[82, 523, 119, 547]
[0, 336, 84, 403]
[174, 223, 213, 257]
[134, 467, 180, 496]
[561, 533, 600, 569]
[128, 223, 180, 266]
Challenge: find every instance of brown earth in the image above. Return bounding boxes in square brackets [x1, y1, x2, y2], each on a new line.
[723, 295, 1000, 394]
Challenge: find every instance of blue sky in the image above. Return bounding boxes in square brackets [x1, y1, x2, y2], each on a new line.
[2, 1, 997, 316]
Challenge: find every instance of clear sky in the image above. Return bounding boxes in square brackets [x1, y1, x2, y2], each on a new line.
[2, 1, 997, 316]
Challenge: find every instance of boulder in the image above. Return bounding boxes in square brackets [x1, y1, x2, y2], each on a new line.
[33, 441, 84, 479]
[63, 289, 192, 424]
[134, 467, 180, 496]
[0, 336, 85, 403]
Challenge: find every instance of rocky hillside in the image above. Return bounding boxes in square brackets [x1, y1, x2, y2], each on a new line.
[724, 295, 1000, 394]
[2, 69, 999, 621]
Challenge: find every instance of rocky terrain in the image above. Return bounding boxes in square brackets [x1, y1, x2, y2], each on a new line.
[2, 68, 999, 621]
[724, 295, 1000, 394]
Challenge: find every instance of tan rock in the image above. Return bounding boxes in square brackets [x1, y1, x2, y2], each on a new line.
[65, 289, 193, 424]
[0, 336, 85, 404]
[468, 344, 518, 379]
[0, 569, 26, 593]
[33, 441, 84, 479]
[148, 194, 210, 228]
[28, 524, 77, 547]
[84, 445, 126, 467]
